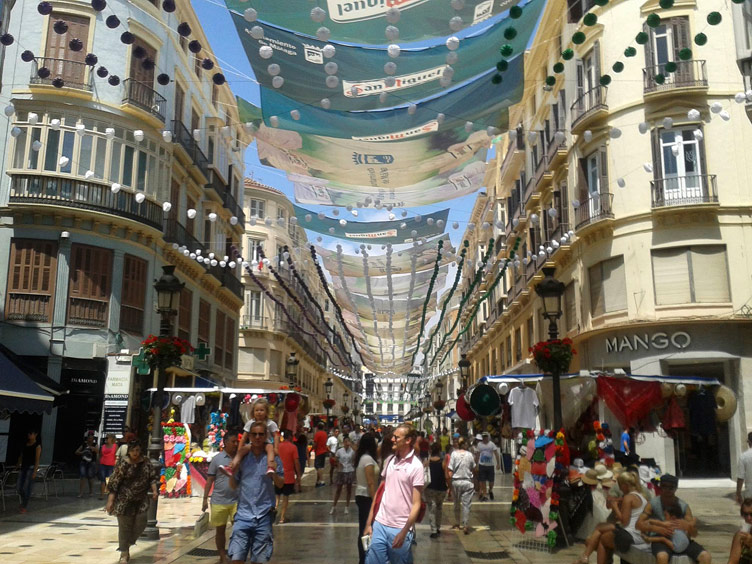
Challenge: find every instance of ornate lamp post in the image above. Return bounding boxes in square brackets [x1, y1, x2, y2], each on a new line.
[145, 265, 184, 539]
[535, 267, 566, 430]
[434, 379, 445, 429]
[458, 354, 471, 391]
[286, 352, 299, 388]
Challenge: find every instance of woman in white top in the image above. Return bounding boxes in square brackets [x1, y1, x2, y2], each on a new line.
[574, 471, 647, 564]
[354, 434, 378, 564]
[330, 436, 355, 515]
[448, 437, 476, 535]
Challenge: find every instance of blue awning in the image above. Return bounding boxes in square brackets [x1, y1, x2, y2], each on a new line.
[480, 372, 721, 386]
[0, 350, 55, 414]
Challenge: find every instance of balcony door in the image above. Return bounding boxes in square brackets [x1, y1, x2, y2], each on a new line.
[130, 39, 156, 86]
[645, 18, 692, 85]
[45, 13, 89, 88]
[658, 130, 703, 201]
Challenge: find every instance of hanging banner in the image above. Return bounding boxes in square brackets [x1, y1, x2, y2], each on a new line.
[291, 160, 486, 208]
[228, 0, 543, 112]
[241, 52, 523, 139]
[255, 125, 489, 188]
[315, 235, 453, 276]
[225, 0, 524, 45]
[336, 289, 437, 321]
[297, 206, 447, 243]
[333, 267, 448, 296]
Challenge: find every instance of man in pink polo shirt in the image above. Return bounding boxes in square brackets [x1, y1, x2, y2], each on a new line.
[364, 424, 424, 564]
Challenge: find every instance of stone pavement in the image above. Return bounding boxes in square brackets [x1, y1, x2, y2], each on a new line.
[0, 469, 743, 563]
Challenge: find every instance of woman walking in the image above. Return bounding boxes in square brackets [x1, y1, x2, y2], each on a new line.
[16, 428, 41, 513]
[76, 432, 98, 497]
[448, 437, 475, 534]
[99, 434, 117, 500]
[425, 442, 448, 538]
[105, 440, 158, 564]
[354, 434, 378, 564]
[330, 436, 355, 515]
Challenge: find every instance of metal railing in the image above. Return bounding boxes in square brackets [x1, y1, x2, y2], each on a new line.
[571, 85, 608, 126]
[163, 218, 204, 253]
[643, 60, 707, 94]
[122, 79, 166, 122]
[30, 57, 92, 91]
[574, 192, 614, 229]
[551, 221, 570, 243]
[120, 305, 144, 335]
[68, 297, 108, 327]
[650, 174, 717, 208]
[172, 120, 211, 179]
[219, 269, 243, 300]
[9, 173, 164, 231]
[6, 293, 52, 322]
[241, 315, 267, 329]
[222, 189, 246, 227]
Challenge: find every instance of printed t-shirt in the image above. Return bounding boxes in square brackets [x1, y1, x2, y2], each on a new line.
[477, 441, 499, 466]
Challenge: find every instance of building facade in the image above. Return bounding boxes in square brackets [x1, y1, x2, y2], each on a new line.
[462, 0, 752, 478]
[0, 0, 249, 464]
[238, 178, 353, 413]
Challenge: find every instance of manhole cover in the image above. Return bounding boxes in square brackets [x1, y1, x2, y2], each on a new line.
[465, 550, 510, 560]
[186, 548, 220, 557]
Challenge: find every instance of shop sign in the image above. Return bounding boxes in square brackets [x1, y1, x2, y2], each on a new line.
[605, 331, 691, 354]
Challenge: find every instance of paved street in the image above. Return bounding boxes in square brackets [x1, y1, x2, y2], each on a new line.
[0, 468, 744, 564]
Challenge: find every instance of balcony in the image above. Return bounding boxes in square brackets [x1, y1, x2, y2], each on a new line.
[30, 57, 92, 91]
[574, 192, 614, 229]
[205, 170, 246, 228]
[68, 297, 108, 328]
[122, 79, 166, 122]
[9, 173, 164, 231]
[546, 131, 567, 170]
[172, 120, 211, 180]
[241, 315, 268, 330]
[570, 85, 608, 133]
[218, 269, 244, 300]
[643, 60, 707, 96]
[650, 174, 718, 209]
[6, 293, 52, 322]
[164, 218, 203, 252]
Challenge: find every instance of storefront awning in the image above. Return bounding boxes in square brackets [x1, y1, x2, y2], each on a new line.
[480, 372, 721, 386]
[0, 350, 55, 414]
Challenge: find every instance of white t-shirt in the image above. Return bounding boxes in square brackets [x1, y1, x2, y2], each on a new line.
[477, 441, 499, 466]
[349, 431, 363, 445]
[180, 396, 196, 424]
[738, 448, 752, 497]
[242, 419, 279, 444]
[355, 454, 377, 497]
[327, 435, 339, 454]
[508, 386, 539, 429]
[336, 446, 355, 473]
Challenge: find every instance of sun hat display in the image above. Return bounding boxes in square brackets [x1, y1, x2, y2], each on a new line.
[594, 463, 614, 480]
[582, 468, 599, 485]
[195, 393, 206, 406]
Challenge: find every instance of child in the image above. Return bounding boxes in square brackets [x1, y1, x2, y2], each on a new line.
[641, 503, 690, 553]
[223, 398, 278, 475]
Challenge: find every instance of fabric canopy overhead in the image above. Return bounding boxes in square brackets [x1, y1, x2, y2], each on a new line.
[333, 266, 448, 296]
[229, 0, 543, 112]
[0, 349, 55, 414]
[224, 0, 524, 45]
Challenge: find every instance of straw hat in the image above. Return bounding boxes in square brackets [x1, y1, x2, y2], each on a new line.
[582, 469, 599, 485]
[594, 463, 614, 480]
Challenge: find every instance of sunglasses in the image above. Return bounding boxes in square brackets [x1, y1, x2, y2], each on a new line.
[250, 432, 266, 437]
[743, 512, 752, 518]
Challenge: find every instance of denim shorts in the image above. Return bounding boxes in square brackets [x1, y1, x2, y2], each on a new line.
[228, 512, 274, 563]
[99, 464, 114, 482]
[80, 461, 96, 479]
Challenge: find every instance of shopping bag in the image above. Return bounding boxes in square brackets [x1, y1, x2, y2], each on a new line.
[194, 511, 209, 538]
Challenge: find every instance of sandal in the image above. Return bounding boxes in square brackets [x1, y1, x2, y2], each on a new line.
[464, 527, 471, 535]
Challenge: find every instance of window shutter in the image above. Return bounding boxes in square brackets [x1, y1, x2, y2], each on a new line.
[225, 316, 235, 368]
[670, 17, 691, 60]
[589, 263, 605, 317]
[198, 299, 211, 343]
[690, 246, 730, 302]
[644, 22, 655, 68]
[178, 288, 192, 341]
[598, 146, 609, 195]
[120, 254, 147, 334]
[68, 245, 113, 326]
[215, 310, 226, 365]
[603, 256, 627, 312]
[652, 248, 691, 305]
[593, 41, 602, 81]
[651, 128, 662, 180]
[577, 158, 588, 201]
[6, 239, 58, 322]
[564, 282, 576, 331]
[576, 59, 585, 100]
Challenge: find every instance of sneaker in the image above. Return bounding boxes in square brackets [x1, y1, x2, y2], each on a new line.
[430, 532, 439, 539]
[219, 465, 234, 477]
[329, 506, 335, 515]
[489, 491, 494, 500]
[344, 507, 349, 515]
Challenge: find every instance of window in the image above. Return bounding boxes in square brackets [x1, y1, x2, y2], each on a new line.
[589, 256, 627, 316]
[644, 17, 690, 69]
[194, 55, 202, 78]
[652, 246, 730, 305]
[129, 38, 157, 86]
[198, 299, 210, 343]
[177, 287, 192, 341]
[526, 317, 534, 350]
[576, 44, 600, 99]
[564, 282, 576, 332]
[45, 13, 89, 88]
[120, 255, 147, 334]
[652, 128, 705, 201]
[250, 199, 265, 219]
[270, 350, 282, 377]
[514, 327, 522, 362]
[225, 316, 235, 369]
[68, 244, 113, 327]
[245, 290, 263, 322]
[174, 83, 185, 124]
[240, 347, 266, 374]
[215, 310, 226, 367]
[6, 239, 57, 322]
[247, 238, 263, 262]
[578, 148, 608, 204]
[277, 207, 286, 221]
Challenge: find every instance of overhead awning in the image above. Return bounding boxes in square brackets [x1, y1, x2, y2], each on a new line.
[0, 343, 68, 397]
[0, 350, 55, 414]
[480, 372, 722, 386]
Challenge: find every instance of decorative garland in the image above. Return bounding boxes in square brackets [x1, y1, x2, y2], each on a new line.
[409, 237, 445, 366]
[397, 252, 420, 368]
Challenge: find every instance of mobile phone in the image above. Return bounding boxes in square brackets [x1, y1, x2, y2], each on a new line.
[361, 534, 372, 552]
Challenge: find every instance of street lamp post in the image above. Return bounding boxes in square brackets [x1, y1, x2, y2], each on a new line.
[324, 377, 333, 424]
[286, 352, 299, 388]
[145, 265, 184, 539]
[458, 354, 470, 391]
[436, 379, 444, 429]
[535, 267, 566, 430]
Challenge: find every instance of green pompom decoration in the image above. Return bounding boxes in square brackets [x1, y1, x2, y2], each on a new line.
[510, 5, 523, 18]
[464, 240, 470, 247]
[496, 59, 509, 72]
[654, 73, 665, 84]
[583, 13, 597, 26]
[659, 0, 674, 8]
[612, 61, 624, 73]
[594, 0, 609, 5]
[546, 75, 556, 86]
[707, 11, 722, 25]
[492, 74, 503, 84]
[553, 62, 565, 73]
[504, 27, 518, 40]
[599, 74, 611, 86]
[646, 13, 661, 28]
[635, 32, 649, 45]
[679, 47, 692, 60]
[732, 0, 746, 3]
[572, 31, 586, 45]
[664, 61, 677, 73]
[625, 46, 637, 57]
[525, 521, 534, 531]
[694, 33, 707, 46]
[500, 44, 514, 57]
[562, 48, 574, 60]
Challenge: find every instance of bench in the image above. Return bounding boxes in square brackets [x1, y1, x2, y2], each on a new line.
[615, 546, 693, 564]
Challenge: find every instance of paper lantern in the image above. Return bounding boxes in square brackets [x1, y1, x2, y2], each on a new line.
[243, 8, 257, 22]
[322, 45, 336, 58]
[187, 208, 197, 219]
[162, 202, 172, 212]
[111, 183, 121, 193]
[456, 394, 475, 421]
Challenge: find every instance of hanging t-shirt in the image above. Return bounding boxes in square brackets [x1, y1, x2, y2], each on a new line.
[508, 386, 539, 429]
[181, 395, 196, 424]
[477, 441, 499, 466]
